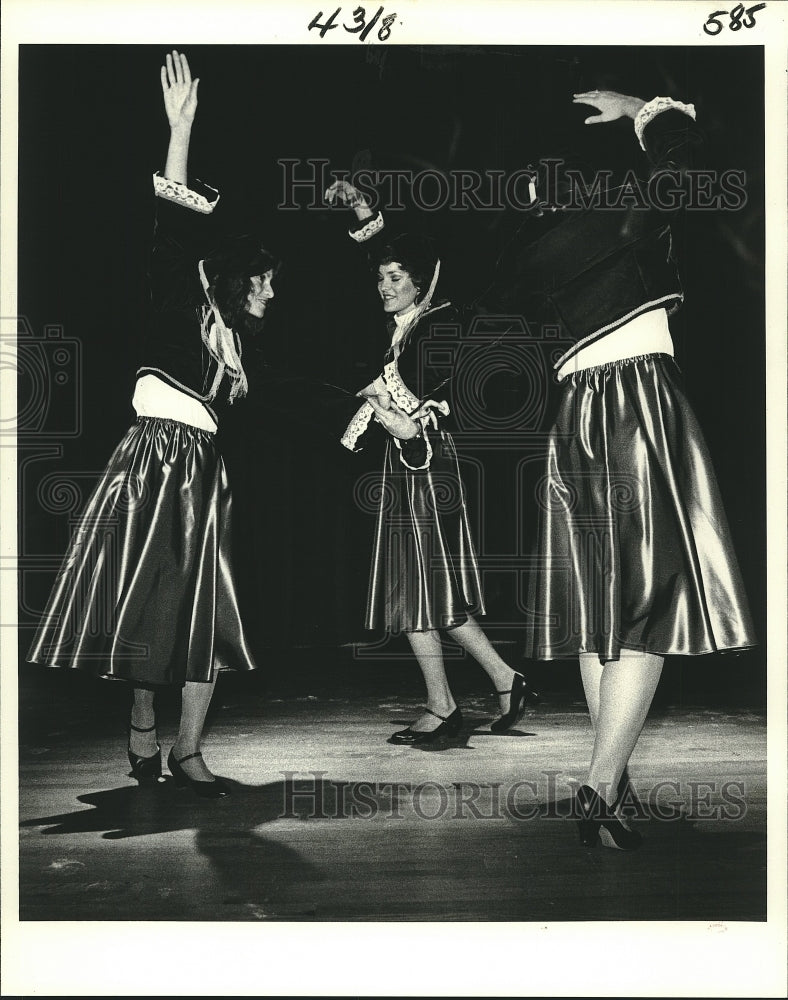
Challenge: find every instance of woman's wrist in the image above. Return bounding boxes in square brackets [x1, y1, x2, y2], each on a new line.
[623, 96, 646, 120]
[169, 121, 193, 137]
[351, 201, 374, 222]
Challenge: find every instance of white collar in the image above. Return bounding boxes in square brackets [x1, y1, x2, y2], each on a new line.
[393, 303, 419, 328]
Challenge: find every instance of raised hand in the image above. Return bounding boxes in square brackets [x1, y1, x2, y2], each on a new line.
[325, 179, 374, 221]
[161, 50, 199, 130]
[573, 90, 645, 124]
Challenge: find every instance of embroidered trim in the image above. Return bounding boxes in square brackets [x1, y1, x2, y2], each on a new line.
[152, 172, 219, 214]
[634, 97, 697, 151]
[348, 212, 384, 242]
[382, 360, 420, 413]
[341, 299, 453, 453]
[552, 295, 683, 373]
[340, 401, 375, 452]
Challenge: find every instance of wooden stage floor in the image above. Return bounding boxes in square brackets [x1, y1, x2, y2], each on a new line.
[18, 655, 767, 924]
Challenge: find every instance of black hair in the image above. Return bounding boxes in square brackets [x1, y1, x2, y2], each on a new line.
[369, 233, 438, 299]
[203, 235, 279, 332]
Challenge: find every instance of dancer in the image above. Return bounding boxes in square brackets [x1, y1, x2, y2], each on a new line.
[325, 180, 537, 746]
[507, 90, 756, 847]
[27, 52, 363, 795]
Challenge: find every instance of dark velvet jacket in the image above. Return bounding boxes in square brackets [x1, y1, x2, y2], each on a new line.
[480, 104, 704, 369]
[384, 302, 458, 412]
[138, 176, 359, 437]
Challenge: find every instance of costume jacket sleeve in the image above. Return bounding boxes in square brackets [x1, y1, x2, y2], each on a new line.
[635, 97, 703, 175]
[149, 173, 223, 313]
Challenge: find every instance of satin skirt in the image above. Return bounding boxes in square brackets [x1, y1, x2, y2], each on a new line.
[27, 417, 257, 684]
[525, 354, 756, 662]
[364, 430, 485, 633]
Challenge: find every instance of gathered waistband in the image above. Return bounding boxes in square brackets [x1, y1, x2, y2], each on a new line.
[135, 415, 216, 438]
[564, 352, 678, 384]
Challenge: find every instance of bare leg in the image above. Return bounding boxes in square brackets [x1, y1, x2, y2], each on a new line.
[449, 615, 518, 712]
[172, 675, 219, 781]
[129, 687, 158, 757]
[582, 651, 664, 805]
[579, 653, 605, 730]
[405, 629, 456, 732]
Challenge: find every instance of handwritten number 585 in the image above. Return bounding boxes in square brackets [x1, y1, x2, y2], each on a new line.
[703, 3, 766, 35]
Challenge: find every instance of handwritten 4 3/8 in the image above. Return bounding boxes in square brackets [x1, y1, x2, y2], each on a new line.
[309, 6, 397, 41]
[703, 3, 766, 35]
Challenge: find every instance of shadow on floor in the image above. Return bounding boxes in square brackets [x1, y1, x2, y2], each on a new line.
[20, 775, 767, 922]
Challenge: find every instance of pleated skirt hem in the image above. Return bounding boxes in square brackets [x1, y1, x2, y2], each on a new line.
[525, 354, 756, 663]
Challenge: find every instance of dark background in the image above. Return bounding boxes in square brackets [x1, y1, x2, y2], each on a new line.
[17, 44, 765, 708]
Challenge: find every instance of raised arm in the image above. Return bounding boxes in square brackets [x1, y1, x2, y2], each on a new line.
[161, 50, 200, 184]
[325, 178, 385, 244]
[573, 89, 702, 171]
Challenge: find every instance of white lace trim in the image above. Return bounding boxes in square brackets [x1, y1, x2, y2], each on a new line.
[634, 97, 697, 151]
[348, 212, 384, 242]
[393, 428, 433, 471]
[340, 353, 452, 462]
[382, 360, 420, 413]
[340, 401, 375, 452]
[153, 172, 219, 214]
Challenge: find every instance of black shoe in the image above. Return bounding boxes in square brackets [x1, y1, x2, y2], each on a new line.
[167, 748, 231, 798]
[387, 707, 463, 746]
[127, 722, 162, 783]
[575, 784, 642, 851]
[490, 672, 539, 733]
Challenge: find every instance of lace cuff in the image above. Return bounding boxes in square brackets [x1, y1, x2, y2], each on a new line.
[382, 360, 420, 413]
[348, 212, 384, 243]
[341, 401, 375, 451]
[634, 97, 697, 151]
[153, 173, 219, 214]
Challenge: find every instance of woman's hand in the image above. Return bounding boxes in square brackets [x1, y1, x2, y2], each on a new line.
[573, 90, 646, 124]
[367, 397, 419, 439]
[411, 399, 449, 430]
[325, 179, 374, 222]
[356, 376, 391, 410]
[161, 50, 199, 131]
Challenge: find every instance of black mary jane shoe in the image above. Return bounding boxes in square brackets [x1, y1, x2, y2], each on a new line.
[167, 748, 231, 799]
[490, 672, 539, 733]
[387, 707, 463, 746]
[576, 784, 642, 851]
[127, 722, 163, 783]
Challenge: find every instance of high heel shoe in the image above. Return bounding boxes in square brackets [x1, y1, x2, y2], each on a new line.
[490, 672, 539, 733]
[167, 748, 231, 799]
[387, 707, 463, 746]
[575, 785, 642, 851]
[127, 722, 162, 783]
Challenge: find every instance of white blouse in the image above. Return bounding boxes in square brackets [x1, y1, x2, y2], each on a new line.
[556, 308, 674, 380]
[132, 374, 218, 432]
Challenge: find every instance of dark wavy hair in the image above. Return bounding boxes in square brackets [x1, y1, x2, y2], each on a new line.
[203, 235, 279, 331]
[369, 233, 438, 301]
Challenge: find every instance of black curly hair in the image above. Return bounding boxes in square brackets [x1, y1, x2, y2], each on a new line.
[368, 233, 438, 301]
[203, 235, 279, 333]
